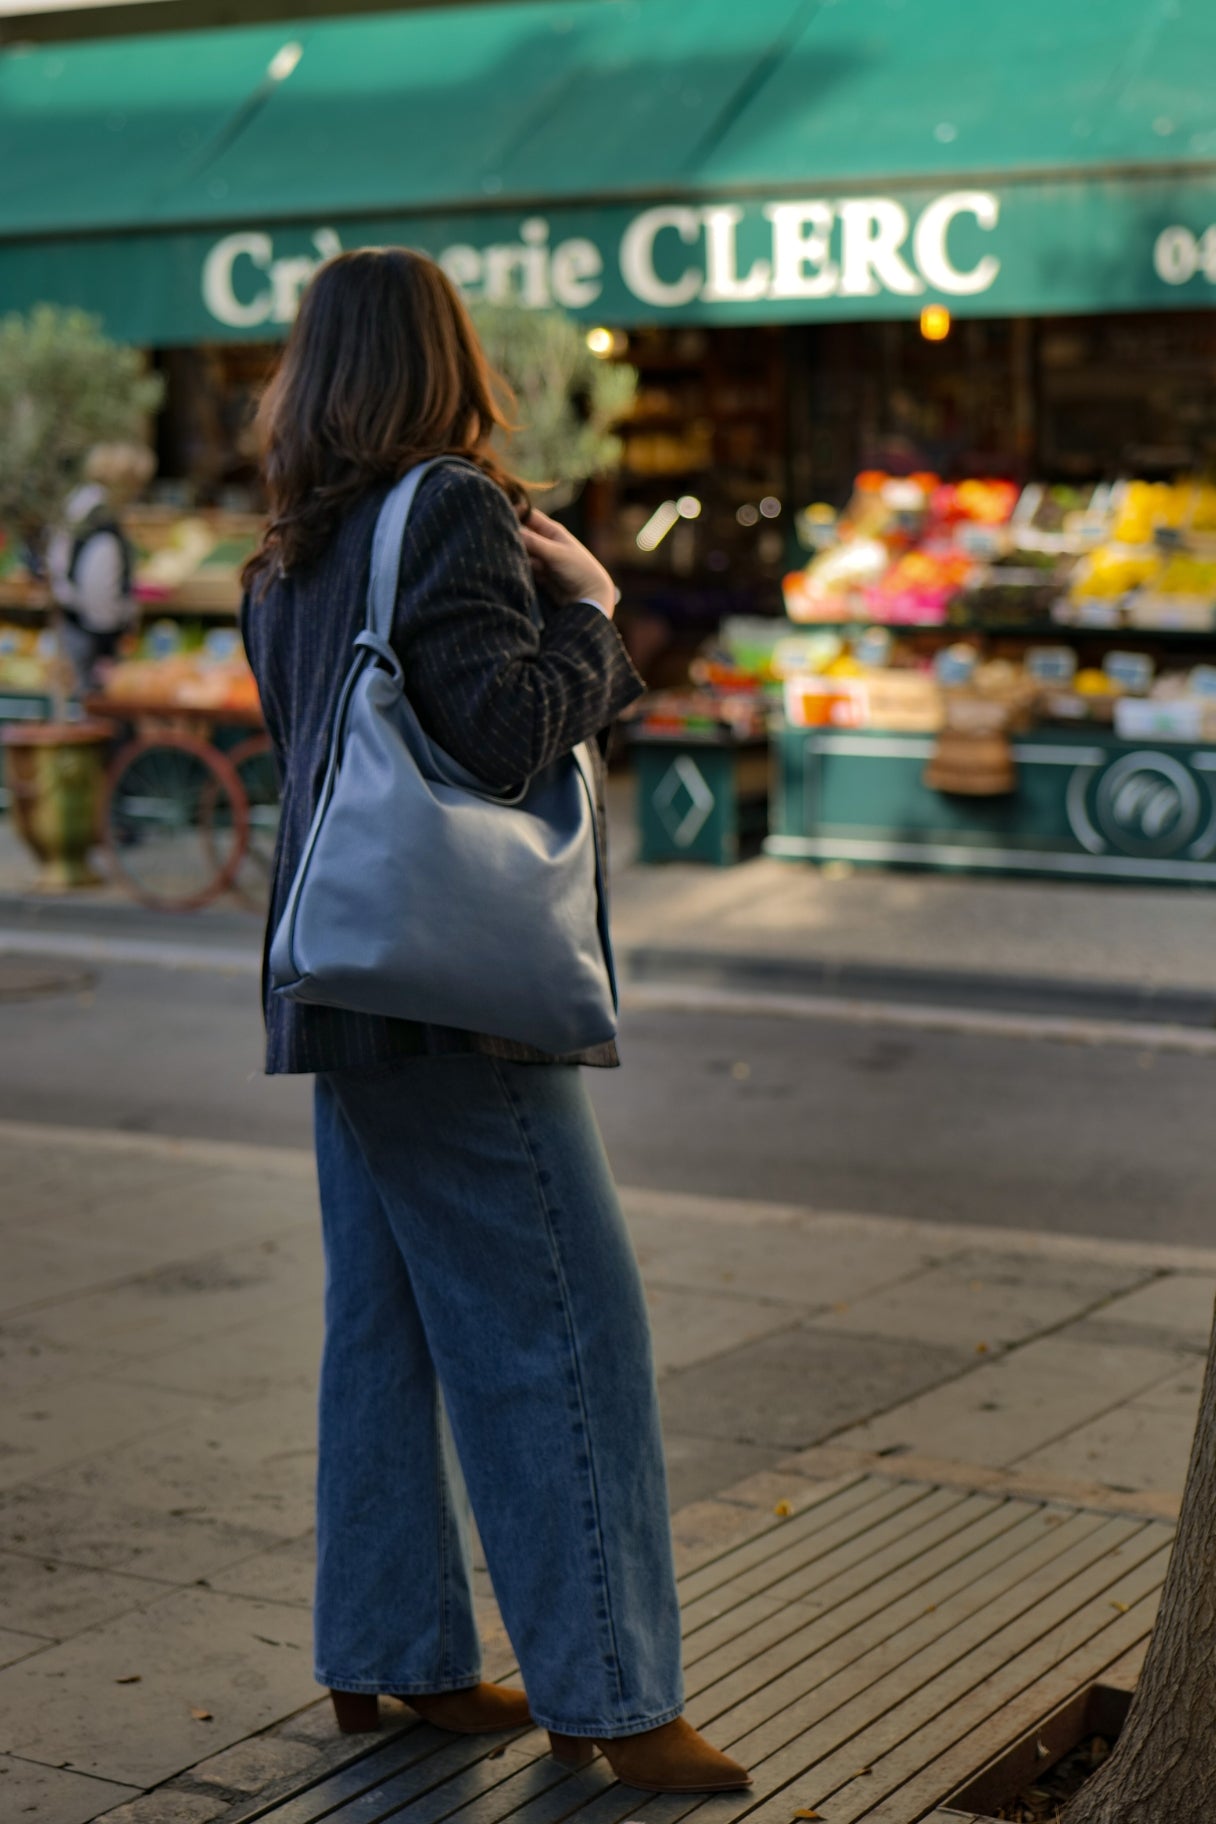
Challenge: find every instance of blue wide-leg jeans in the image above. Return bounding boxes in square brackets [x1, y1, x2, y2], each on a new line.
[312, 1054, 684, 1738]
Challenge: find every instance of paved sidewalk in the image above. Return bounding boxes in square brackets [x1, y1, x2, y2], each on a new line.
[0, 1120, 1210, 1824]
[5, 786, 1216, 1003]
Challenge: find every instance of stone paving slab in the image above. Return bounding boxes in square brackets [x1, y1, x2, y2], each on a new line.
[0, 1753, 139, 1824]
[1014, 1399, 1199, 1492]
[0, 1551, 168, 1638]
[659, 1324, 973, 1453]
[1087, 1271, 1216, 1347]
[808, 1251, 1151, 1353]
[0, 1625, 47, 1667]
[832, 1334, 1190, 1467]
[643, 1282, 798, 1376]
[0, 1586, 316, 1789]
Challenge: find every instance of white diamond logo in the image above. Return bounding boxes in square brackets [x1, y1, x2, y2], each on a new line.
[654, 755, 715, 846]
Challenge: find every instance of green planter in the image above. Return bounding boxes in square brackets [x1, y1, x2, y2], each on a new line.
[2, 721, 114, 890]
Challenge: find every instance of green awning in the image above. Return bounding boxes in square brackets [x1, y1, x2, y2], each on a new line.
[3, 0, 1216, 342]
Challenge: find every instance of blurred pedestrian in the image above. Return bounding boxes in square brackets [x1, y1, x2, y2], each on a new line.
[240, 248, 749, 1795]
[47, 441, 154, 694]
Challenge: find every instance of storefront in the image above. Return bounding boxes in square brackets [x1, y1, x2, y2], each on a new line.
[4, 0, 1216, 877]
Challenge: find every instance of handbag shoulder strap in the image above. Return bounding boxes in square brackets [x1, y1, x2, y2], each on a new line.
[366, 455, 481, 642]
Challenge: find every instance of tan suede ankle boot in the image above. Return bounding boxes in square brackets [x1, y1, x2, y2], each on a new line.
[548, 1716, 751, 1792]
[331, 1681, 531, 1735]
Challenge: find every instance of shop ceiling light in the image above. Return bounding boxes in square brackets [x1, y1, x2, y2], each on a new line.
[267, 40, 303, 81]
[759, 496, 781, 518]
[636, 500, 681, 552]
[920, 304, 952, 341]
[737, 504, 760, 527]
[585, 327, 615, 358]
[677, 495, 702, 519]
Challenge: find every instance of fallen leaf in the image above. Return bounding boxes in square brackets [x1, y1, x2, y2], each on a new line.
[1035, 1739, 1050, 1760]
[114, 1675, 141, 1686]
[488, 1747, 507, 1759]
[191, 1707, 214, 1722]
[831, 1302, 850, 1314]
[731, 1062, 751, 1081]
[853, 1767, 873, 1776]
[1111, 1600, 1130, 1614]
[774, 1500, 793, 1518]
[975, 1342, 990, 1355]
[793, 1810, 823, 1820]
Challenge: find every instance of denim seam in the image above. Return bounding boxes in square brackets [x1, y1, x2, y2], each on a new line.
[488, 1059, 627, 1718]
[434, 1381, 452, 1684]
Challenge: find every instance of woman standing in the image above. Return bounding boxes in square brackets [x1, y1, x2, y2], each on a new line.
[241, 249, 748, 1796]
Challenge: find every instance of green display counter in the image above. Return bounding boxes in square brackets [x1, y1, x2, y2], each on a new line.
[767, 724, 1216, 885]
[632, 732, 770, 867]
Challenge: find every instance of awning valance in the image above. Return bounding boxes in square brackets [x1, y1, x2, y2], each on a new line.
[3, 0, 1215, 342]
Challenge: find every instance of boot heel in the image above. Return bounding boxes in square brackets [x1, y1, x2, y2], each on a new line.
[549, 1732, 597, 1769]
[331, 1690, 381, 1733]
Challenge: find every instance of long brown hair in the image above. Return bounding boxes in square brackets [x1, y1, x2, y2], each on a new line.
[243, 247, 527, 593]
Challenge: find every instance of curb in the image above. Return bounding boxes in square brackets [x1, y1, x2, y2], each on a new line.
[623, 944, 1216, 1030]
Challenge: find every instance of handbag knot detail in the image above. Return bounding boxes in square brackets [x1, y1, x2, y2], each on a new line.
[268, 459, 619, 1055]
[352, 628, 405, 684]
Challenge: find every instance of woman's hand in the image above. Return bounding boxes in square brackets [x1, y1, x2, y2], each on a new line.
[519, 509, 617, 618]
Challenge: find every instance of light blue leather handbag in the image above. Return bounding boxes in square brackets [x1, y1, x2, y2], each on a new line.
[268, 458, 618, 1055]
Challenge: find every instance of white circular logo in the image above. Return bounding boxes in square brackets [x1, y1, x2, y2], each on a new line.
[1090, 753, 1202, 857]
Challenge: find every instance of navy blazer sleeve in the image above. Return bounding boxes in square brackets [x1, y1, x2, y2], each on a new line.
[391, 464, 645, 789]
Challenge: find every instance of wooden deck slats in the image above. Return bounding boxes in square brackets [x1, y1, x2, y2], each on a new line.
[683, 1488, 988, 1674]
[681, 1496, 1023, 1698]
[676, 1479, 884, 1606]
[695, 1536, 1169, 1824]
[430, 1511, 1105, 1824]
[679, 1483, 938, 1631]
[855, 1589, 1162, 1824]
[691, 1512, 1123, 1744]
[247, 1473, 1174, 1824]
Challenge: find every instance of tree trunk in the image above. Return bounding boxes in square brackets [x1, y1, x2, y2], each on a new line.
[1061, 1300, 1216, 1823]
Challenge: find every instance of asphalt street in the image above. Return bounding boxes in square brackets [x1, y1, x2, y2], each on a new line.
[2, 945, 1214, 1244]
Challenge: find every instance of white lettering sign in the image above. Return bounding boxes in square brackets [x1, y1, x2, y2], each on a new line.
[763, 202, 837, 299]
[619, 206, 703, 307]
[442, 223, 604, 307]
[702, 206, 771, 302]
[837, 198, 923, 297]
[199, 192, 1002, 329]
[1154, 223, 1216, 285]
[913, 192, 1001, 294]
[202, 227, 341, 328]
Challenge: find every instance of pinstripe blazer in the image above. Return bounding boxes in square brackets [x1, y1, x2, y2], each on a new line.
[242, 460, 645, 1076]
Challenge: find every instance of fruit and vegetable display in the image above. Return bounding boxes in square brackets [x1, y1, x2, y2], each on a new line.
[782, 473, 1216, 634]
[782, 472, 1020, 625]
[127, 509, 261, 613]
[0, 622, 66, 694]
[93, 625, 261, 715]
[0, 509, 261, 616]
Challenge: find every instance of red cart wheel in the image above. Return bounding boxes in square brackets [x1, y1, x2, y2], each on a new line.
[201, 734, 280, 911]
[101, 731, 249, 912]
